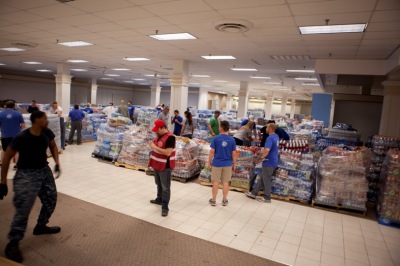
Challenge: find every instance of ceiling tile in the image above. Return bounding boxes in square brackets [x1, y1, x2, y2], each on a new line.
[1, 11, 47, 24]
[294, 12, 371, 26]
[251, 17, 297, 29]
[361, 39, 400, 45]
[27, 4, 85, 19]
[305, 39, 361, 46]
[115, 17, 171, 29]
[99, 29, 140, 38]
[28, 20, 70, 30]
[1, 24, 37, 34]
[244, 27, 299, 36]
[128, 0, 173, 4]
[1, 0, 56, 9]
[287, 0, 331, 3]
[54, 14, 108, 26]
[0, 19, 14, 27]
[96, 7, 155, 21]
[367, 22, 400, 31]
[363, 31, 400, 40]
[205, 0, 285, 9]
[218, 5, 291, 19]
[358, 45, 398, 51]
[307, 45, 358, 52]
[78, 22, 127, 32]
[21, 31, 59, 39]
[68, 0, 134, 13]
[142, 0, 213, 16]
[290, 0, 376, 16]
[0, 3, 18, 14]
[162, 11, 221, 25]
[134, 25, 186, 35]
[47, 26, 90, 36]
[371, 10, 400, 22]
[376, 0, 400, 10]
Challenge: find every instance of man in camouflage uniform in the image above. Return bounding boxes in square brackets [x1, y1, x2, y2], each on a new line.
[0, 111, 61, 263]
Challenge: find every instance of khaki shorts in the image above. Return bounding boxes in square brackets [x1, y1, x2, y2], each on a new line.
[211, 166, 232, 183]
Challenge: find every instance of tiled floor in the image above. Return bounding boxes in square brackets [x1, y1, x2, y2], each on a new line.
[8, 143, 400, 266]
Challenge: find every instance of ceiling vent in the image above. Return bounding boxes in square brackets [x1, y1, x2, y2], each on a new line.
[214, 19, 253, 33]
[10, 41, 38, 48]
[269, 55, 311, 60]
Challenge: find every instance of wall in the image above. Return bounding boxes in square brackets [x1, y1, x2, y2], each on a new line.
[208, 92, 227, 110]
[0, 78, 55, 103]
[312, 93, 333, 126]
[71, 85, 90, 104]
[97, 87, 135, 105]
[333, 100, 382, 143]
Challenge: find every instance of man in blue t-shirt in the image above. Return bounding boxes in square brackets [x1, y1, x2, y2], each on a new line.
[0, 101, 25, 165]
[67, 104, 85, 145]
[207, 121, 237, 207]
[171, 110, 183, 136]
[246, 123, 279, 203]
[128, 101, 135, 122]
[83, 104, 94, 114]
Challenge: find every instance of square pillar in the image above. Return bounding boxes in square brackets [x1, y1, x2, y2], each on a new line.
[170, 60, 189, 115]
[198, 86, 208, 110]
[150, 79, 161, 107]
[237, 81, 249, 118]
[281, 98, 287, 116]
[54, 63, 72, 115]
[264, 96, 273, 119]
[91, 78, 97, 104]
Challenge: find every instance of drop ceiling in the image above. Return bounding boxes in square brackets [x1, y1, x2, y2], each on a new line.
[0, 0, 399, 101]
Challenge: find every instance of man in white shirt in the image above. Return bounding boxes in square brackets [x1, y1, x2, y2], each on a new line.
[48, 102, 63, 117]
[102, 103, 115, 118]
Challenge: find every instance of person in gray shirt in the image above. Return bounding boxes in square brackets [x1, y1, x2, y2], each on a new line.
[157, 106, 170, 124]
[117, 100, 129, 118]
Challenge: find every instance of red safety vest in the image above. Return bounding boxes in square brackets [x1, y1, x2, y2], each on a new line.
[149, 132, 175, 171]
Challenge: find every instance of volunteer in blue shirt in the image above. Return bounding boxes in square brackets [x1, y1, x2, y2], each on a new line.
[128, 101, 135, 122]
[0, 101, 25, 165]
[83, 104, 94, 114]
[171, 110, 183, 136]
[67, 104, 85, 145]
[207, 121, 237, 207]
[246, 123, 279, 203]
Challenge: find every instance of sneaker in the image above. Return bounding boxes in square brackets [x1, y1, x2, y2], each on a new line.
[5, 241, 23, 263]
[162, 210, 169, 217]
[33, 225, 61, 235]
[257, 197, 271, 203]
[222, 199, 229, 206]
[245, 192, 256, 199]
[209, 199, 216, 206]
[150, 199, 162, 205]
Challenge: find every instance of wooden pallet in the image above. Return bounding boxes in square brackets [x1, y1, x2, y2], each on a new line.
[114, 162, 147, 172]
[91, 153, 115, 162]
[82, 139, 95, 143]
[270, 194, 310, 205]
[312, 200, 366, 216]
[171, 171, 201, 183]
[199, 181, 249, 193]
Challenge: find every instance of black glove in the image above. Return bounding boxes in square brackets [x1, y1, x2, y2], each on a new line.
[54, 164, 61, 179]
[0, 184, 8, 200]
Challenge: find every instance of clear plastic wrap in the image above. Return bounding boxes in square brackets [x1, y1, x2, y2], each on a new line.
[93, 123, 125, 160]
[172, 137, 200, 178]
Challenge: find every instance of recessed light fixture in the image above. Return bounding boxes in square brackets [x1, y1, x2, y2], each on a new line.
[299, 23, 367, 35]
[123, 81, 135, 83]
[201, 55, 236, 60]
[100, 77, 113, 80]
[295, 77, 318, 81]
[301, 83, 320, 86]
[213, 80, 227, 83]
[123, 57, 150, 61]
[231, 68, 257, 71]
[264, 82, 281, 85]
[133, 78, 146, 81]
[250, 76, 271, 79]
[36, 69, 52, 72]
[191, 75, 210, 78]
[274, 86, 288, 89]
[23, 61, 42, 65]
[66, 59, 88, 63]
[0, 47, 26, 52]
[139, 83, 149, 85]
[112, 68, 131, 71]
[286, 69, 315, 73]
[71, 69, 87, 72]
[189, 82, 200, 85]
[58, 41, 94, 47]
[105, 74, 120, 77]
[0, 63, 6, 66]
[149, 33, 197, 41]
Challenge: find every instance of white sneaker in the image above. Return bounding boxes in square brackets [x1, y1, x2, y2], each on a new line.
[245, 192, 256, 199]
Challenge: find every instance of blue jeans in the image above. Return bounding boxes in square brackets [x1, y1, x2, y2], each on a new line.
[154, 168, 172, 211]
[251, 166, 275, 200]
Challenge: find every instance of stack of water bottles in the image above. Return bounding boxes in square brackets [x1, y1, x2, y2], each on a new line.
[93, 123, 125, 161]
[173, 137, 200, 179]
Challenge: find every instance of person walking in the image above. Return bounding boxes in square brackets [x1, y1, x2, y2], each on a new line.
[0, 101, 26, 167]
[118, 100, 129, 118]
[148, 120, 175, 217]
[180, 111, 194, 139]
[208, 110, 221, 136]
[67, 104, 85, 145]
[127, 101, 135, 122]
[246, 123, 279, 203]
[233, 121, 254, 146]
[207, 121, 237, 207]
[157, 106, 170, 125]
[0, 111, 61, 263]
[171, 110, 183, 136]
[27, 100, 39, 113]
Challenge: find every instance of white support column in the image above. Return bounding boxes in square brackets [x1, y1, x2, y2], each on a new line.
[280, 98, 287, 116]
[379, 80, 400, 136]
[264, 96, 273, 119]
[150, 79, 161, 107]
[91, 78, 97, 104]
[198, 86, 208, 110]
[54, 63, 72, 114]
[170, 60, 189, 116]
[290, 98, 296, 119]
[226, 93, 233, 111]
[237, 81, 249, 119]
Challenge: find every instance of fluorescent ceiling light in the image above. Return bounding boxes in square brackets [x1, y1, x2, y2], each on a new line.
[124, 81, 135, 83]
[71, 69, 87, 72]
[105, 74, 120, 77]
[0, 47, 25, 52]
[213, 80, 227, 83]
[299, 24, 367, 35]
[301, 83, 320, 86]
[139, 83, 149, 85]
[264, 82, 281, 85]
[250, 76, 271, 79]
[191, 75, 210, 78]
[189, 83, 200, 85]
[295, 77, 317, 81]
[23, 61, 42, 65]
[274, 86, 288, 89]
[66, 59, 88, 63]
[112, 68, 130, 71]
[144, 74, 155, 77]
[124, 57, 150, 61]
[100, 77, 113, 80]
[286, 69, 315, 73]
[149, 33, 197, 41]
[36, 69, 52, 72]
[58, 41, 94, 47]
[0, 63, 5, 66]
[201, 55, 236, 60]
[231, 68, 257, 71]
[133, 78, 145, 81]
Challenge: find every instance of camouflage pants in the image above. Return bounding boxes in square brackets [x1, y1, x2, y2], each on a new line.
[9, 166, 57, 242]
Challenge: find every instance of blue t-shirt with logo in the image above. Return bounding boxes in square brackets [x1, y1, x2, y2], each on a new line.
[0, 110, 25, 138]
[210, 134, 236, 167]
[69, 109, 85, 121]
[263, 133, 279, 167]
[128, 106, 135, 117]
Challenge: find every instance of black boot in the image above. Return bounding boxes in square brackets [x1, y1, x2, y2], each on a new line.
[5, 240, 23, 263]
[33, 224, 61, 235]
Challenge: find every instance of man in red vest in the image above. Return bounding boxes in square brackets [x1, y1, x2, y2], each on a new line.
[148, 120, 176, 217]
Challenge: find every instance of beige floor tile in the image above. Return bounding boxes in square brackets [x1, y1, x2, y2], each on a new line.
[324, 235, 345, 248]
[255, 235, 278, 249]
[249, 244, 274, 260]
[294, 256, 320, 266]
[302, 230, 323, 242]
[321, 252, 346, 266]
[229, 238, 254, 253]
[280, 232, 302, 245]
[276, 240, 299, 255]
[300, 237, 322, 251]
[297, 246, 321, 262]
[368, 255, 395, 266]
[272, 249, 297, 266]
[345, 249, 370, 265]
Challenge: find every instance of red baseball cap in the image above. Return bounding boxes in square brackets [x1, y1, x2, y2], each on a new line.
[152, 120, 166, 132]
